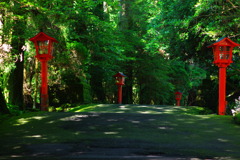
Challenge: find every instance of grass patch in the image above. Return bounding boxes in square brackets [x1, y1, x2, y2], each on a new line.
[0, 114, 12, 124]
[68, 104, 213, 115]
[182, 106, 213, 115]
[67, 103, 100, 112]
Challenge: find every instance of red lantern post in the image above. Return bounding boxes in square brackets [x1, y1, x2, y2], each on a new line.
[208, 37, 239, 115]
[29, 32, 58, 111]
[175, 91, 182, 106]
[113, 72, 126, 104]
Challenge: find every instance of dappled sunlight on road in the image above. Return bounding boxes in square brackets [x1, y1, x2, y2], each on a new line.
[1, 104, 240, 159]
[60, 114, 90, 121]
[14, 116, 47, 126]
[70, 103, 190, 114]
[89, 104, 190, 114]
[104, 131, 119, 135]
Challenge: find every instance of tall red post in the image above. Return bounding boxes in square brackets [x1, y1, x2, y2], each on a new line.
[118, 85, 123, 104]
[40, 60, 49, 111]
[176, 99, 180, 106]
[218, 66, 227, 115]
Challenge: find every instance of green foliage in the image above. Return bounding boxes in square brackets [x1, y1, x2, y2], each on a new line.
[48, 103, 75, 112]
[0, 114, 11, 123]
[231, 97, 240, 124]
[136, 54, 174, 104]
[184, 106, 213, 115]
[68, 104, 99, 112]
[233, 113, 240, 125]
[1, 0, 239, 112]
[7, 104, 23, 115]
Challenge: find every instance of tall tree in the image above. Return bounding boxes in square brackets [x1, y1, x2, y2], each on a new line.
[7, 1, 26, 110]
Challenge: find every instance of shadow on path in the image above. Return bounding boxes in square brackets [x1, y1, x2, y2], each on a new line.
[0, 105, 240, 160]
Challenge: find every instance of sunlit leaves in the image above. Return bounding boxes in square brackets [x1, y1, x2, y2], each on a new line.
[0, 0, 239, 108]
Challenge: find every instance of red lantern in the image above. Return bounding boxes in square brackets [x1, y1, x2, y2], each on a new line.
[113, 72, 126, 85]
[29, 32, 58, 61]
[175, 91, 182, 106]
[29, 32, 58, 111]
[208, 37, 238, 67]
[113, 72, 126, 104]
[208, 37, 239, 115]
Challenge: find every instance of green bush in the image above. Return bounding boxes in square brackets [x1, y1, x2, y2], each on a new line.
[185, 106, 213, 115]
[233, 113, 240, 124]
[48, 103, 74, 112]
[7, 104, 23, 115]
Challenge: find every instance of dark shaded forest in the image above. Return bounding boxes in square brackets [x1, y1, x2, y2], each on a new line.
[0, 0, 239, 114]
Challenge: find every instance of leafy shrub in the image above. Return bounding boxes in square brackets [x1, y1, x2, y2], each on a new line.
[7, 104, 23, 115]
[185, 106, 212, 115]
[48, 103, 74, 112]
[231, 97, 240, 124]
[233, 113, 240, 125]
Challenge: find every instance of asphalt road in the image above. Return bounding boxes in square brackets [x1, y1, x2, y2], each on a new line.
[0, 105, 240, 160]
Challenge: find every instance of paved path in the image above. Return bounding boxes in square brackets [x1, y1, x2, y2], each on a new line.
[0, 105, 240, 160]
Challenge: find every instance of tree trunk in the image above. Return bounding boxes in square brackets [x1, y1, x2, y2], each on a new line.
[0, 88, 10, 114]
[119, 0, 129, 30]
[8, 2, 26, 110]
[123, 66, 133, 104]
[89, 66, 106, 103]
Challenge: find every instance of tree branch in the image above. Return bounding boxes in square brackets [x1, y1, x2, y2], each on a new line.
[229, 34, 240, 38]
[226, 0, 238, 8]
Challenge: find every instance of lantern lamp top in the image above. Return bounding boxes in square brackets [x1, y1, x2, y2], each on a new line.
[207, 37, 239, 48]
[29, 32, 59, 43]
[175, 91, 182, 95]
[208, 37, 239, 67]
[175, 91, 182, 101]
[113, 72, 127, 78]
[29, 32, 59, 61]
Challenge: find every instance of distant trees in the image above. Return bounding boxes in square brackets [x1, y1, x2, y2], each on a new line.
[0, 0, 239, 113]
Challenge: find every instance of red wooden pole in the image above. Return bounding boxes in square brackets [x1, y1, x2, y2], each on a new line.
[176, 100, 180, 106]
[118, 85, 123, 104]
[40, 60, 49, 111]
[218, 67, 227, 115]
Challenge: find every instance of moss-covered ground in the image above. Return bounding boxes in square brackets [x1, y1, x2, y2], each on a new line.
[0, 104, 239, 160]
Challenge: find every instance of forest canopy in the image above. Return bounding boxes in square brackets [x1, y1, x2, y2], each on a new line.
[0, 0, 239, 114]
